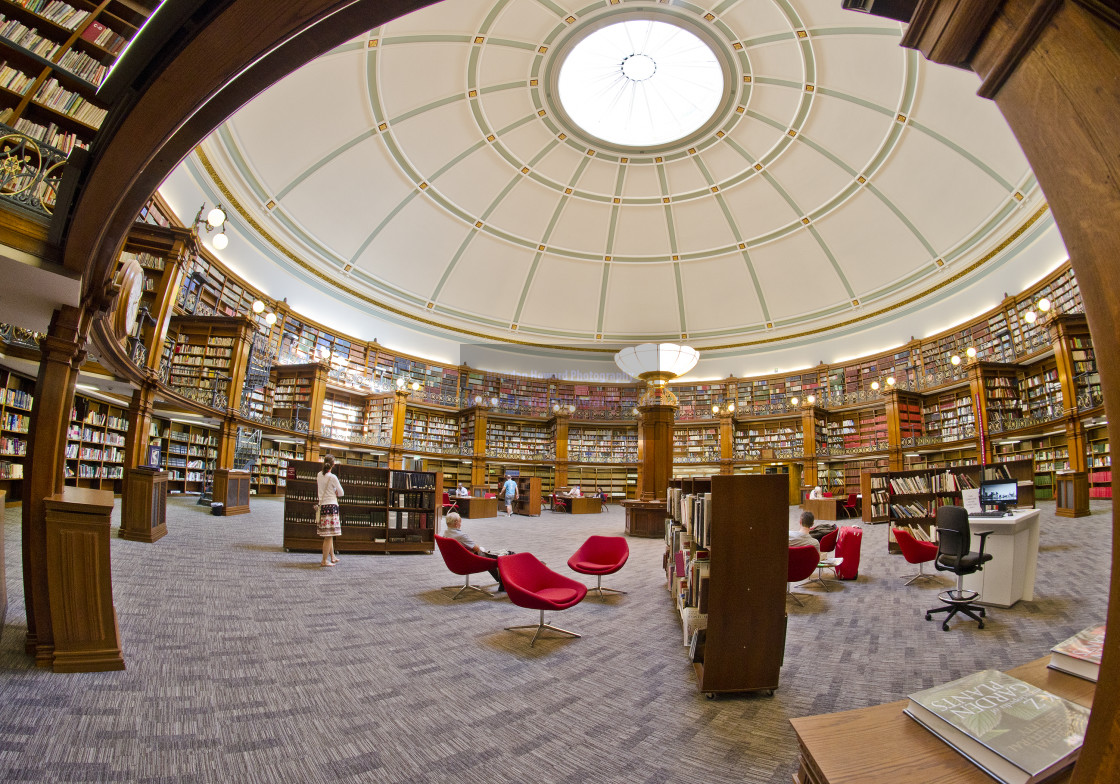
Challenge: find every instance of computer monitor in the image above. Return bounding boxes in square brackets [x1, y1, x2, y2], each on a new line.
[979, 480, 1017, 512]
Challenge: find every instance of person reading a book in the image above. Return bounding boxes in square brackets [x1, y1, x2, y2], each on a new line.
[789, 511, 821, 555]
[443, 512, 505, 594]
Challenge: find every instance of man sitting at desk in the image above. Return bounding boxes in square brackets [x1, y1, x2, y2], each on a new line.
[569, 485, 582, 497]
[456, 483, 469, 497]
[808, 485, 824, 499]
[789, 511, 821, 556]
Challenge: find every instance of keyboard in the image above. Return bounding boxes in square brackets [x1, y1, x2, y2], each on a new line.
[971, 511, 1010, 518]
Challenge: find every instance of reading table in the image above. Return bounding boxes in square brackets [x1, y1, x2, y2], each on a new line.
[790, 657, 1094, 784]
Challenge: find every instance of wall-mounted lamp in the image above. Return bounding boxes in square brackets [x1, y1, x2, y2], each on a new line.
[950, 354, 961, 366]
[194, 203, 230, 249]
[251, 298, 278, 329]
[711, 400, 736, 416]
[1022, 296, 1051, 325]
[412, 381, 421, 392]
[965, 346, 977, 359]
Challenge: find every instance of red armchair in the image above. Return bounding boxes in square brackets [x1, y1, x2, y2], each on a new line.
[441, 492, 458, 516]
[435, 535, 498, 599]
[567, 535, 629, 597]
[893, 527, 940, 585]
[841, 493, 859, 518]
[787, 545, 819, 606]
[498, 552, 588, 646]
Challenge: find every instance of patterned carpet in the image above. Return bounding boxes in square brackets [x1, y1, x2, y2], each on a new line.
[0, 495, 1112, 783]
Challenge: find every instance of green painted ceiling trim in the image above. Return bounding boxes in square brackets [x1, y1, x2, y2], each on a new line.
[774, 0, 808, 27]
[771, 300, 852, 328]
[746, 110, 788, 134]
[513, 250, 546, 323]
[467, 43, 481, 88]
[864, 182, 937, 256]
[532, 0, 568, 18]
[799, 40, 816, 84]
[861, 122, 905, 178]
[752, 76, 804, 91]
[525, 136, 559, 166]
[347, 266, 428, 307]
[480, 172, 524, 221]
[796, 134, 859, 176]
[217, 126, 268, 202]
[479, 0, 511, 34]
[722, 136, 759, 166]
[605, 203, 620, 254]
[428, 139, 489, 183]
[908, 119, 1015, 191]
[740, 32, 796, 48]
[806, 224, 855, 298]
[805, 180, 863, 220]
[364, 45, 385, 125]
[482, 37, 540, 52]
[792, 89, 813, 127]
[382, 34, 475, 46]
[430, 303, 512, 331]
[760, 170, 805, 216]
[388, 93, 462, 126]
[813, 87, 895, 118]
[348, 189, 422, 265]
[674, 261, 687, 333]
[480, 81, 526, 96]
[738, 246, 771, 323]
[491, 141, 525, 170]
[274, 129, 377, 201]
[712, 0, 738, 13]
[430, 228, 481, 300]
[751, 219, 806, 247]
[712, 18, 737, 42]
[561, 186, 614, 204]
[692, 155, 716, 188]
[806, 27, 903, 38]
[596, 262, 611, 334]
[941, 201, 1018, 264]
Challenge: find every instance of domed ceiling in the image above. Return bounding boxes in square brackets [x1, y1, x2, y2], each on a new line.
[185, 0, 1043, 350]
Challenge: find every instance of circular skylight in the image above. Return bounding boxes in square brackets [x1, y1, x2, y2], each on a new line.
[557, 19, 724, 148]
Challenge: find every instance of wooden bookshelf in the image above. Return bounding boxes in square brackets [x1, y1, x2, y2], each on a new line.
[735, 417, 802, 458]
[147, 416, 217, 494]
[64, 395, 128, 493]
[512, 475, 541, 516]
[402, 407, 458, 453]
[485, 418, 552, 461]
[163, 316, 249, 411]
[665, 474, 787, 696]
[567, 425, 637, 463]
[282, 459, 441, 553]
[0, 0, 161, 154]
[251, 437, 299, 495]
[0, 366, 32, 503]
[673, 424, 719, 463]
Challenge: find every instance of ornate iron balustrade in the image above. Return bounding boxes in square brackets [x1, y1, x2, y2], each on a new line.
[1077, 389, 1104, 410]
[170, 383, 228, 410]
[485, 448, 555, 461]
[0, 322, 43, 349]
[490, 402, 547, 417]
[673, 451, 721, 463]
[347, 432, 391, 447]
[829, 441, 890, 456]
[774, 447, 805, 459]
[986, 409, 1066, 434]
[568, 452, 637, 464]
[0, 127, 69, 217]
[415, 390, 461, 407]
[402, 438, 463, 455]
[572, 406, 634, 421]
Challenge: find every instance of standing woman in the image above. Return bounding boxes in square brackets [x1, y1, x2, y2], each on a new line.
[317, 454, 344, 566]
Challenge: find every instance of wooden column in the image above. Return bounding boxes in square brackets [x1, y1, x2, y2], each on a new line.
[717, 412, 734, 474]
[903, 3, 1120, 779]
[44, 487, 123, 672]
[801, 405, 819, 487]
[637, 401, 676, 501]
[224, 317, 256, 418]
[551, 413, 569, 489]
[966, 361, 991, 464]
[132, 225, 190, 375]
[465, 406, 488, 487]
[1049, 315, 1090, 472]
[22, 304, 89, 667]
[120, 383, 167, 542]
[306, 363, 328, 442]
[883, 390, 905, 471]
[388, 388, 410, 469]
[216, 417, 238, 470]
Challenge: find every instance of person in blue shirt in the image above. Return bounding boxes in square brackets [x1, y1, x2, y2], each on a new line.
[501, 475, 519, 517]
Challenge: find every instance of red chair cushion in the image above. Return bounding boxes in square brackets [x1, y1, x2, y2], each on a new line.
[435, 535, 496, 576]
[499, 552, 588, 611]
[567, 535, 629, 577]
[537, 587, 580, 604]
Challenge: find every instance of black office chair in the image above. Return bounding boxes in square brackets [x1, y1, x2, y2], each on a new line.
[925, 506, 993, 631]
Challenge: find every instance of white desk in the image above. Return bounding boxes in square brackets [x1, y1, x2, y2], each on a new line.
[961, 509, 1041, 608]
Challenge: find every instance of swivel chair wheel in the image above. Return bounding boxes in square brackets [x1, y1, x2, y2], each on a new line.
[942, 623, 950, 631]
[925, 613, 932, 621]
[977, 621, 984, 629]
[978, 608, 986, 617]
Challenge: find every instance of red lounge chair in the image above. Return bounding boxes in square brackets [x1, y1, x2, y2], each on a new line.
[787, 545, 820, 606]
[435, 535, 498, 599]
[893, 527, 940, 585]
[567, 535, 629, 597]
[498, 552, 588, 646]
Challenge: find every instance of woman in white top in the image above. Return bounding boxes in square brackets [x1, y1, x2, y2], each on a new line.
[316, 454, 344, 567]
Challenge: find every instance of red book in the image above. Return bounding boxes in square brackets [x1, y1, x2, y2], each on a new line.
[80, 21, 106, 44]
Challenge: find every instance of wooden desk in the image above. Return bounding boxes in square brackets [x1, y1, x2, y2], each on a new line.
[803, 497, 846, 521]
[623, 499, 666, 537]
[556, 496, 601, 514]
[791, 657, 1094, 784]
[458, 496, 498, 519]
[1055, 472, 1090, 517]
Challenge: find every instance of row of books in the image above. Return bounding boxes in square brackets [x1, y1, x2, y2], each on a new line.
[906, 624, 1103, 784]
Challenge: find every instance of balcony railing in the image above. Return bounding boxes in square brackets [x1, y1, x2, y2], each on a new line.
[0, 126, 69, 218]
[0, 322, 43, 350]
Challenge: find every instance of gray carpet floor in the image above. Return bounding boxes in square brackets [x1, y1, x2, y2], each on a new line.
[0, 495, 1112, 783]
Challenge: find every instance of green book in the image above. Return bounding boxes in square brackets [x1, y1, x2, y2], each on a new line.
[904, 669, 1089, 784]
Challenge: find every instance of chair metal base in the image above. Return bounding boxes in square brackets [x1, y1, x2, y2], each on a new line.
[802, 562, 841, 591]
[587, 574, 627, 598]
[786, 583, 811, 606]
[901, 561, 941, 586]
[505, 609, 580, 647]
[444, 573, 496, 600]
[925, 576, 988, 630]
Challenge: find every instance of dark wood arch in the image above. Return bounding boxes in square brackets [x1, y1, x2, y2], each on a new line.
[67, 0, 1120, 779]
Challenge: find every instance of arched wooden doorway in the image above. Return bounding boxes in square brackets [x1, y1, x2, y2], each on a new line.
[53, 1, 1120, 780]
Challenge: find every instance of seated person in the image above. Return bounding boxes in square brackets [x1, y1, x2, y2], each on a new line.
[594, 486, 609, 509]
[442, 511, 506, 594]
[808, 485, 824, 499]
[455, 483, 470, 497]
[789, 511, 821, 556]
[569, 485, 582, 498]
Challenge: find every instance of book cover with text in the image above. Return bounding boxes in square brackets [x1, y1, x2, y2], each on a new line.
[1049, 623, 1105, 682]
[905, 669, 1089, 784]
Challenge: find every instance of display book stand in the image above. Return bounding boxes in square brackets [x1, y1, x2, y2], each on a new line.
[512, 475, 541, 516]
[282, 460, 442, 553]
[665, 474, 788, 697]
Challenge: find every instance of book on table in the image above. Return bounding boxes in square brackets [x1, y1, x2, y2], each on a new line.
[904, 669, 1089, 784]
[1049, 623, 1105, 682]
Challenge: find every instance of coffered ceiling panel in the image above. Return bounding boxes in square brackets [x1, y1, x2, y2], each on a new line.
[188, 0, 1046, 350]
